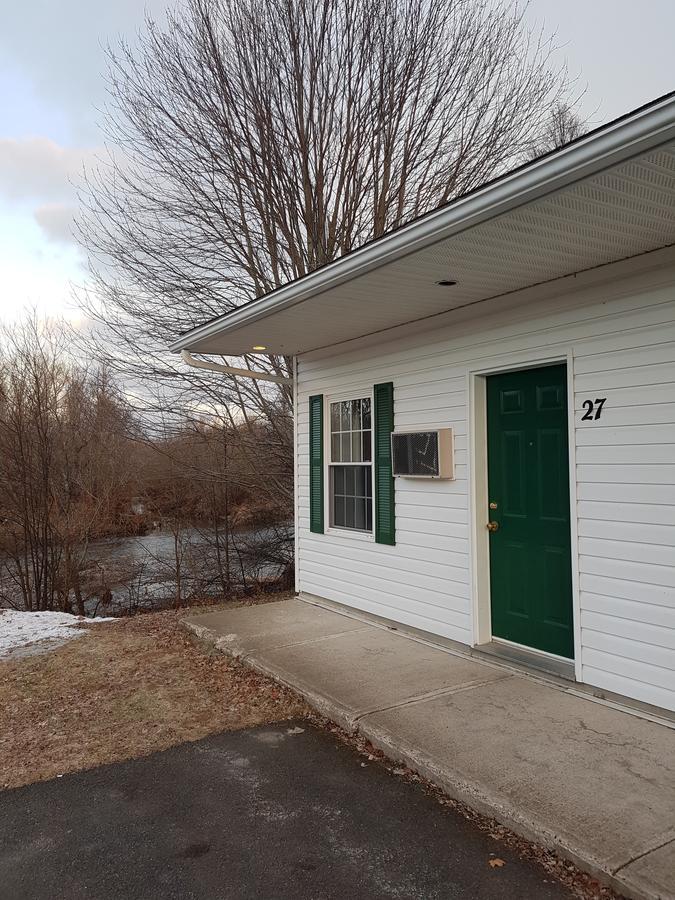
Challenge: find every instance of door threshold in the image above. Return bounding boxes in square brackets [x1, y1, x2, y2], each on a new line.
[475, 639, 575, 681]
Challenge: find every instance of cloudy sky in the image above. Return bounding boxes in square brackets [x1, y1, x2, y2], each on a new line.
[1, 0, 673, 325]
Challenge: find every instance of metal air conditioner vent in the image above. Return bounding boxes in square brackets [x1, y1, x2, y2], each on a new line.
[391, 428, 454, 479]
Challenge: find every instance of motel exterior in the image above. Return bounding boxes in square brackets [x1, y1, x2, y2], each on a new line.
[173, 94, 675, 714]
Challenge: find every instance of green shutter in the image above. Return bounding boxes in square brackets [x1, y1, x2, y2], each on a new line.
[309, 395, 324, 534]
[374, 382, 395, 545]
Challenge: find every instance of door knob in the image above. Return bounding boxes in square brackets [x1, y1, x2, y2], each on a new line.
[486, 521, 499, 533]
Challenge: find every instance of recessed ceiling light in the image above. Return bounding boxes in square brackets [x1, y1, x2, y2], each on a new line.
[436, 279, 457, 286]
[252, 345, 267, 351]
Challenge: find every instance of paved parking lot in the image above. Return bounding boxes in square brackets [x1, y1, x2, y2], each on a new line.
[0, 723, 572, 899]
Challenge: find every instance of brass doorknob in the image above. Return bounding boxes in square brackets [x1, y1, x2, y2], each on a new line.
[486, 521, 499, 532]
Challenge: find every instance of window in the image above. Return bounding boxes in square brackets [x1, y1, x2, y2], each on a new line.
[329, 397, 372, 531]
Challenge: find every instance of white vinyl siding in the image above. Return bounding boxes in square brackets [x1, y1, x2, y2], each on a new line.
[296, 262, 675, 711]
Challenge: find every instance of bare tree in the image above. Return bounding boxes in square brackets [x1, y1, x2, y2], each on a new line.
[0, 319, 66, 610]
[76, 0, 579, 507]
[0, 317, 139, 612]
[528, 101, 586, 158]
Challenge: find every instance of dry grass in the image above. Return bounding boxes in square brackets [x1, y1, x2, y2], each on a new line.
[0, 601, 311, 791]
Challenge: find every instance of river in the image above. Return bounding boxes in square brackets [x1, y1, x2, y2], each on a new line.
[0, 524, 293, 616]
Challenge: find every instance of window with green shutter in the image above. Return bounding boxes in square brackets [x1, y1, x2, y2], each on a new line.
[373, 382, 395, 545]
[312, 386, 394, 542]
[309, 395, 324, 533]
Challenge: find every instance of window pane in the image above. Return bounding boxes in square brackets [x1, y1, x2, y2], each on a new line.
[362, 430, 371, 462]
[351, 399, 361, 430]
[341, 433, 351, 462]
[340, 401, 351, 431]
[330, 465, 372, 532]
[362, 398, 371, 429]
[345, 496, 355, 528]
[332, 434, 341, 462]
[333, 495, 345, 527]
[352, 431, 362, 462]
[330, 402, 340, 432]
[354, 497, 366, 530]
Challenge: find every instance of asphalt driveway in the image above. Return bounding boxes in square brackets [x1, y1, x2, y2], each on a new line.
[0, 723, 573, 900]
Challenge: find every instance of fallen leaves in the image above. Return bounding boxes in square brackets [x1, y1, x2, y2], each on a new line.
[489, 857, 506, 868]
[0, 607, 311, 791]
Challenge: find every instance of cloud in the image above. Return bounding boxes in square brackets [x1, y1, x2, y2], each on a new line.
[0, 137, 98, 205]
[0, 209, 84, 325]
[0, 0, 170, 145]
[33, 203, 78, 245]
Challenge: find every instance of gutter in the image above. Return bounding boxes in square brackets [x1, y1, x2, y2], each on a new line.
[170, 92, 675, 354]
[180, 349, 292, 385]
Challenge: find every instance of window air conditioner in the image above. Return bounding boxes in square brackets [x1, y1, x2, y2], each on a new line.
[391, 429, 454, 479]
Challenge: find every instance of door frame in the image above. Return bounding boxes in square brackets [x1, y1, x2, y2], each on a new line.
[467, 348, 582, 680]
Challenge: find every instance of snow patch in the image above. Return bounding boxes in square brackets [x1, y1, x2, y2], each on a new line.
[0, 609, 115, 659]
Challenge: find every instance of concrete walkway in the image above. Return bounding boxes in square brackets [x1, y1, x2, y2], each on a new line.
[182, 598, 675, 900]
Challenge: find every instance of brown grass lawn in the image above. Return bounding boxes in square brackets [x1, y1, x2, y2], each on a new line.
[0, 600, 311, 791]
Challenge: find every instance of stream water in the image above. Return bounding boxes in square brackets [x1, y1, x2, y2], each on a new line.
[0, 524, 293, 616]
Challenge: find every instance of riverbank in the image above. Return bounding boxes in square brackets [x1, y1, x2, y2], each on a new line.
[0, 523, 294, 617]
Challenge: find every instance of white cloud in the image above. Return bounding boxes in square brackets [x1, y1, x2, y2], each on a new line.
[0, 209, 84, 324]
[0, 137, 98, 205]
[34, 203, 78, 245]
[0, 138, 104, 249]
[0, 0, 170, 144]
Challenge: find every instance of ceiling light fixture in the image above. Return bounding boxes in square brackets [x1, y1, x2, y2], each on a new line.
[252, 345, 267, 351]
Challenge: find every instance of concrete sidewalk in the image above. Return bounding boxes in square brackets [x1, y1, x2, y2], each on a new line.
[182, 598, 675, 900]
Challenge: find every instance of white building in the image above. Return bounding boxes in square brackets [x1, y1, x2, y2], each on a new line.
[173, 93, 675, 714]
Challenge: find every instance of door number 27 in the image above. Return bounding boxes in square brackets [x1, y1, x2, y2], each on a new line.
[581, 398, 607, 421]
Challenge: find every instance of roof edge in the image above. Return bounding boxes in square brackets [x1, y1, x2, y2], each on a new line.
[171, 91, 675, 354]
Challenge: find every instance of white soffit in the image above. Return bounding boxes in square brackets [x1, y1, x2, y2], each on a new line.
[172, 105, 675, 358]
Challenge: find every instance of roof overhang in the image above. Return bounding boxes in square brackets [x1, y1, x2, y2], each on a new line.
[171, 93, 675, 358]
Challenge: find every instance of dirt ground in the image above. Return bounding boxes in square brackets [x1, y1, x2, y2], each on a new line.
[0, 596, 311, 791]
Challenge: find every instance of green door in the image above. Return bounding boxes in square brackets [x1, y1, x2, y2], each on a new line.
[486, 364, 574, 659]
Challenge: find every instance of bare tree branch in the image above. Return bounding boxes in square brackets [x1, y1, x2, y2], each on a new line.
[75, 0, 582, 508]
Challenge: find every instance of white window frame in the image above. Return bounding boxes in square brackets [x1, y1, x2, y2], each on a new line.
[324, 389, 375, 540]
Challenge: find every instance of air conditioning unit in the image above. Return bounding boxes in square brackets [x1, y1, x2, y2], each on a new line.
[391, 428, 454, 479]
